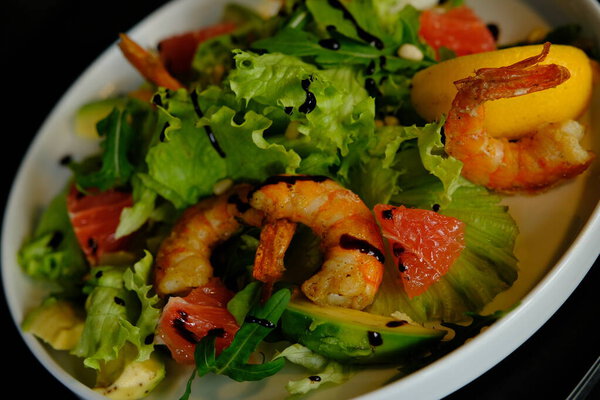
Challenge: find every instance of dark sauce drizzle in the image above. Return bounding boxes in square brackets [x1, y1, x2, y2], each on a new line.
[308, 375, 322, 382]
[159, 122, 170, 142]
[398, 261, 407, 272]
[327, 0, 384, 49]
[299, 78, 317, 114]
[392, 244, 404, 257]
[386, 320, 407, 328]
[367, 331, 383, 346]
[381, 209, 393, 220]
[59, 155, 72, 166]
[152, 93, 163, 107]
[319, 38, 341, 50]
[339, 234, 385, 264]
[284, 106, 294, 115]
[88, 238, 98, 255]
[207, 328, 226, 338]
[144, 333, 155, 345]
[365, 60, 376, 75]
[190, 90, 226, 158]
[432, 203, 441, 212]
[48, 231, 63, 249]
[487, 23, 500, 41]
[364, 77, 381, 98]
[173, 310, 201, 344]
[245, 315, 276, 329]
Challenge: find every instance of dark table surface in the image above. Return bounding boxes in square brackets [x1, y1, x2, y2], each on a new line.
[1, 1, 599, 399]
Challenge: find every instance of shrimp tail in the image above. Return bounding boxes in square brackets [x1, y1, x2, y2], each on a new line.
[253, 219, 297, 301]
[452, 42, 570, 113]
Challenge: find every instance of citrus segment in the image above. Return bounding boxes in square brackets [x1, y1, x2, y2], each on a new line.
[374, 204, 465, 298]
[419, 6, 496, 58]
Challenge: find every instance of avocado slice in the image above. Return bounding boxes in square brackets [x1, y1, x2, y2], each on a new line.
[21, 297, 85, 351]
[93, 353, 165, 400]
[280, 298, 446, 364]
[74, 97, 127, 139]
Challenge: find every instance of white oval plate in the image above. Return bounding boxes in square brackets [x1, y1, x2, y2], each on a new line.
[2, 0, 599, 399]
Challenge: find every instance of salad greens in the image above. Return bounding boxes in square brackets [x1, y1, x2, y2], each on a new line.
[17, 0, 522, 398]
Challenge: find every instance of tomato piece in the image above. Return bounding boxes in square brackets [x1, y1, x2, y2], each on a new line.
[156, 278, 239, 365]
[66, 185, 133, 266]
[374, 204, 466, 298]
[419, 5, 496, 58]
[158, 23, 237, 77]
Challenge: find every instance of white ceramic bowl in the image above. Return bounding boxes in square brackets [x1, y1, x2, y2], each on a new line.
[2, 0, 599, 399]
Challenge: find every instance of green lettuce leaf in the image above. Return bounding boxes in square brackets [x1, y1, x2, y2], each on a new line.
[228, 51, 375, 178]
[142, 87, 300, 209]
[17, 185, 86, 288]
[275, 344, 357, 395]
[71, 251, 160, 369]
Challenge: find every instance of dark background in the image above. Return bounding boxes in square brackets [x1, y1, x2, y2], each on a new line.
[1, 1, 599, 399]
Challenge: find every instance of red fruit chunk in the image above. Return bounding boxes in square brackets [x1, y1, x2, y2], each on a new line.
[374, 204, 466, 298]
[156, 278, 239, 364]
[66, 185, 133, 266]
[419, 5, 496, 59]
[158, 23, 237, 77]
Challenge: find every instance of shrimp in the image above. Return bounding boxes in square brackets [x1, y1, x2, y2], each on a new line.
[249, 175, 386, 310]
[444, 42, 595, 192]
[154, 184, 262, 297]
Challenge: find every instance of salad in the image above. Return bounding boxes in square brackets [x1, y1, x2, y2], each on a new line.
[14, 0, 597, 399]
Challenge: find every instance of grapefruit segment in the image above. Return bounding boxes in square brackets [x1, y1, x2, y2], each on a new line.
[374, 204, 466, 298]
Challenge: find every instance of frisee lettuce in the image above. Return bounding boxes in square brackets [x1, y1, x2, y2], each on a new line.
[71, 251, 161, 370]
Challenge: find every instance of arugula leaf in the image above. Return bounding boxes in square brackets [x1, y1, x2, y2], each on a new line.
[72, 98, 155, 191]
[181, 287, 291, 400]
[226, 282, 262, 325]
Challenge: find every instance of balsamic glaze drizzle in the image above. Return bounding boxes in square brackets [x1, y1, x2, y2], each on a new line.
[364, 77, 381, 98]
[367, 331, 383, 346]
[190, 90, 226, 158]
[319, 38, 341, 50]
[48, 231, 63, 249]
[327, 0, 384, 49]
[339, 234, 385, 263]
[173, 310, 200, 344]
[245, 315, 276, 329]
[385, 320, 407, 328]
[365, 60, 376, 76]
[299, 78, 317, 114]
[392, 244, 405, 257]
[381, 209, 393, 220]
[159, 122, 170, 142]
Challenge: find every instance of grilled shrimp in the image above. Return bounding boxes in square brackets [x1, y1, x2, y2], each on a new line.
[249, 175, 386, 310]
[444, 42, 594, 192]
[154, 184, 262, 297]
